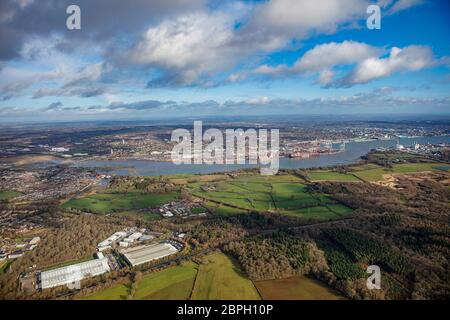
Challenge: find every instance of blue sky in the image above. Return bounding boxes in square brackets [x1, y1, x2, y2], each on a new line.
[0, 0, 449, 121]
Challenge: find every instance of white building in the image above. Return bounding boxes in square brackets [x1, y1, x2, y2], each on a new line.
[121, 242, 179, 267]
[97, 231, 127, 249]
[39, 258, 110, 289]
[128, 232, 142, 241]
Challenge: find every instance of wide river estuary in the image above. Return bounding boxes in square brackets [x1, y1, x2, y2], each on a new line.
[72, 136, 450, 176]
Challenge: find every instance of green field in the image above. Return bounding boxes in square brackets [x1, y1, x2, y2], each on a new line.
[307, 171, 360, 182]
[191, 253, 261, 300]
[83, 282, 130, 300]
[254, 276, 345, 300]
[61, 191, 178, 214]
[352, 162, 449, 181]
[83, 261, 198, 300]
[0, 190, 22, 201]
[283, 206, 342, 219]
[203, 201, 249, 216]
[189, 174, 352, 219]
[134, 261, 198, 300]
[83, 253, 260, 300]
[81, 253, 349, 301]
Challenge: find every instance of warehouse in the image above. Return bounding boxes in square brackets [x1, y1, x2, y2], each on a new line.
[39, 257, 110, 289]
[97, 231, 127, 249]
[121, 242, 179, 267]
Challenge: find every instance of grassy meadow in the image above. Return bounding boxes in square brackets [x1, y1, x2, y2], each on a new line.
[188, 174, 353, 219]
[60, 191, 178, 215]
[83, 253, 260, 300]
[191, 253, 261, 300]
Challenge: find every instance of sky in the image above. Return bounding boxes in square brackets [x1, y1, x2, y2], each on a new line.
[0, 0, 449, 121]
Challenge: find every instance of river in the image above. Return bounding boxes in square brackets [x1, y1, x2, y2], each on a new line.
[71, 135, 450, 176]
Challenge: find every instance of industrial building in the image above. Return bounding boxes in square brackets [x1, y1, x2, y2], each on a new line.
[121, 242, 179, 267]
[123, 232, 142, 243]
[39, 257, 110, 289]
[97, 231, 127, 250]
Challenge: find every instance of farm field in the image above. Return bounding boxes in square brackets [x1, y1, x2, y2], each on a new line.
[203, 201, 249, 216]
[81, 252, 348, 300]
[83, 261, 198, 300]
[191, 253, 261, 300]
[282, 206, 343, 219]
[60, 191, 178, 214]
[254, 276, 345, 300]
[83, 253, 260, 300]
[307, 171, 360, 182]
[83, 282, 130, 300]
[352, 162, 449, 181]
[0, 190, 22, 201]
[188, 174, 352, 219]
[133, 261, 198, 300]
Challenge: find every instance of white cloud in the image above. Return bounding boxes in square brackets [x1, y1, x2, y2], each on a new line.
[245, 42, 443, 87]
[247, 0, 368, 38]
[126, 0, 378, 87]
[342, 45, 436, 86]
[294, 41, 380, 71]
[128, 7, 249, 87]
[251, 41, 380, 84]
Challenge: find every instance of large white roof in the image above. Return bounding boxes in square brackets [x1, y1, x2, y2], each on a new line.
[40, 258, 110, 289]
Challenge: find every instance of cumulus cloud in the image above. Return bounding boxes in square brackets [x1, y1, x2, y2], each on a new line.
[126, 0, 375, 87]
[249, 41, 380, 83]
[246, 0, 367, 38]
[294, 41, 380, 71]
[129, 11, 237, 87]
[340, 45, 436, 86]
[245, 42, 443, 88]
[0, 0, 204, 60]
[0, 0, 444, 98]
